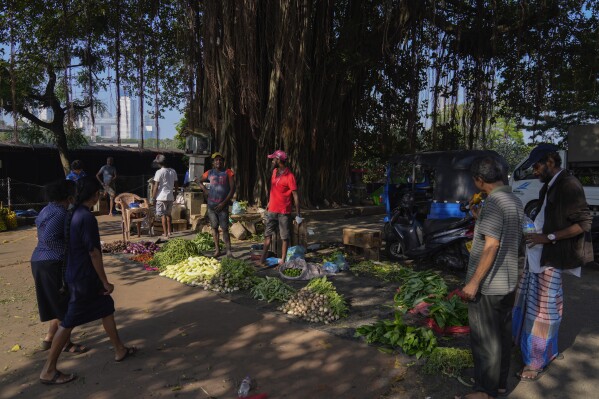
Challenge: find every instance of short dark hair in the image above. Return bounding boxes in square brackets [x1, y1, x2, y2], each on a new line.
[71, 160, 83, 170]
[470, 156, 504, 184]
[45, 179, 76, 202]
[538, 151, 562, 168]
[75, 176, 103, 204]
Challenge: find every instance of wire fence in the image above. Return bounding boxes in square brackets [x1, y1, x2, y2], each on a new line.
[0, 174, 183, 210]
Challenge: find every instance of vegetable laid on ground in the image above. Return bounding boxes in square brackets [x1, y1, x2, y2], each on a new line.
[355, 312, 438, 359]
[279, 277, 348, 323]
[251, 277, 296, 303]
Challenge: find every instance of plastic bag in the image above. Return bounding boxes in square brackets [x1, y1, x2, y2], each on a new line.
[175, 193, 185, 205]
[323, 261, 339, 274]
[279, 258, 326, 280]
[265, 257, 281, 266]
[334, 253, 349, 271]
[232, 201, 245, 215]
[285, 245, 306, 262]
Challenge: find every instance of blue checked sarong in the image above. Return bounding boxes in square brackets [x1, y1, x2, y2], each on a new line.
[512, 264, 563, 369]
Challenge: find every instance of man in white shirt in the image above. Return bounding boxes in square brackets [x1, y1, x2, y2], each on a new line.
[513, 149, 592, 382]
[152, 155, 179, 239]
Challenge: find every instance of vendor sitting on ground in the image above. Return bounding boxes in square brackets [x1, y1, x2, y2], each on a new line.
[198, 152, 235, 258]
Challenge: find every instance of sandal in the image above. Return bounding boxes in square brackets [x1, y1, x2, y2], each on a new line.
[40, 371, 77, 385]
[63, 342, 88, 354]
[40, 340, 52, 351]
[516, 367, 546, 382]
[115, 346, 138, 362]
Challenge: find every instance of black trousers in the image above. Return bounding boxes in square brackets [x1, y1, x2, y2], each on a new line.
[468, 290, 515, 397]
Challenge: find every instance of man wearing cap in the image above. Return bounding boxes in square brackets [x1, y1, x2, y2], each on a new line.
[513, 147, 593, 382]
[152, 155, 179, 239]
[199, 152, 235, 257]
[259, 150, 301, 265]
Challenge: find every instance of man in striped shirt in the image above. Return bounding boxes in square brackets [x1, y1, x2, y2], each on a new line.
[460, 156, 523, 399]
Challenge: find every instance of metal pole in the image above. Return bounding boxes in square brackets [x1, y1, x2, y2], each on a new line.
[7, 177, 11, 209]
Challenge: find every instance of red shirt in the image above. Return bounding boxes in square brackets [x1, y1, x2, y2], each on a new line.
[268, 168, 297, 214]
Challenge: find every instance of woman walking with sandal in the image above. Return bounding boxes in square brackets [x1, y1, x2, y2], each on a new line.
[40, 177, 136, 385]
[31, 180, 87, 354]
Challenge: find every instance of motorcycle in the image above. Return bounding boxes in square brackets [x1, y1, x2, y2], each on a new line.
[384, 191, 475, 270]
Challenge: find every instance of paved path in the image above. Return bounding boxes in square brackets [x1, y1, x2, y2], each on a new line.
[1, 211, 599, 398]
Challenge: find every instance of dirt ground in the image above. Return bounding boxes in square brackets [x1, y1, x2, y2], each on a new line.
[1, 211, 599, 399]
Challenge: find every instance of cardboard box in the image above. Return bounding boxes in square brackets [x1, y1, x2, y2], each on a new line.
[184, 191, 204, 215]
[342, 228, 381, 249]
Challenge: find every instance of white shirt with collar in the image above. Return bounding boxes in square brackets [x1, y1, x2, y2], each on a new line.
[527, 169, 581, 276]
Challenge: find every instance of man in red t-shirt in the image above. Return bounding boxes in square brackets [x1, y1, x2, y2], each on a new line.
[259, 150, 301, 265]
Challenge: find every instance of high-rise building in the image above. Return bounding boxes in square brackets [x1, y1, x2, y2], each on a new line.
[119, 95, 139, 139]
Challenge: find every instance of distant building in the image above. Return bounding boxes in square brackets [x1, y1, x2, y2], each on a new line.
[29, 94, 156, 141]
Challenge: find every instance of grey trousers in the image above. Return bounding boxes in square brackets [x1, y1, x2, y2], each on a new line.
[468, 290, 515, 397]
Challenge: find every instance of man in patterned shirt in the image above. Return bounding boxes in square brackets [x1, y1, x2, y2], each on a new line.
[199, 152, 235, 257]
[459, 156, 523, 399]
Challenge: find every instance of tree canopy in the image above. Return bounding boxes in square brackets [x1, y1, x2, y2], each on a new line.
[1, 1, 598, 203]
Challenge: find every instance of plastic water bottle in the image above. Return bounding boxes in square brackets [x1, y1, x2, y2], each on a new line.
[238, 376, 251, 397]
[522, 215, 536, 234]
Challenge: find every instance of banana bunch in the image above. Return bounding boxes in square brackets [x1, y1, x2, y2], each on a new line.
[159, 256, 221, 285]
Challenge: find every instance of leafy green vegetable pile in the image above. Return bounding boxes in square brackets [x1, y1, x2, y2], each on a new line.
[192, 232, 221, 252]
[422, 347, 474, 377]
[149, 239, 203, 271]
[349, 260, 408, 282]
[425, 295, 469, 328]
[251, 277, 296, 303]
[355, 313, 438, 359]
[279, 277, 348, 323]
[202, 257, 256, 293]
[394, 270, 448, 310]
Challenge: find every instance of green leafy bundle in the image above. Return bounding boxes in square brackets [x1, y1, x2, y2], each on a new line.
[425, 295, 469, 328]
[423, 347, 474, 377]
[203, 257, 256, 293]
[149, 239, 203, 271]
[355, 313, 438, 359]
[349, 260, 410, 283]
[251, 277, 296, 303]
[394, 270, 448, 310]
[192, 232, 222, 251]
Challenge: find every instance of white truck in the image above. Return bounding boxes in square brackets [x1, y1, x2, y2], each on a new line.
[509, 125, 599, 221]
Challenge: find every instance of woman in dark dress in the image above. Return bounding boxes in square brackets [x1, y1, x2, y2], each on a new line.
[40, 177, 136, 385]
[31, 179, 87, 353]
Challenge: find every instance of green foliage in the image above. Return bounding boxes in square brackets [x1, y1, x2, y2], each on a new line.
[423, 347, 474, 377]
[349, 260, 409, 283]
[251, 277, 296, 303]
[355, 313, 438, 359]
[425, 295, 469, 329]
[394, 270, 448, 311]
[149, 239, 203, 271]
[207, 257, 256, 291]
